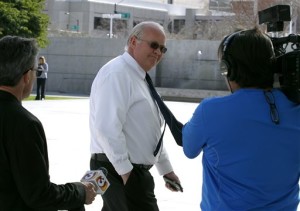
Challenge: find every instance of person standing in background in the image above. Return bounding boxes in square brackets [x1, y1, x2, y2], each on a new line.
[35, 56, 48, 100]
[89, 21, 181, 211]
[0, 35, 97, 211]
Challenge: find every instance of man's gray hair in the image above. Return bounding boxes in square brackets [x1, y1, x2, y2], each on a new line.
[0, 36, 39, 86]
[125, 21, 165, 51]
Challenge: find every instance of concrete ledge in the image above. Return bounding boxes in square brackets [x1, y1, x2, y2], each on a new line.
[43, 88, 230, 103]
[157, 88, 230, 102]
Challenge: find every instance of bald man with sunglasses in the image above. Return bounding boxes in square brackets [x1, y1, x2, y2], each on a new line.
[89, 21, 181, 211]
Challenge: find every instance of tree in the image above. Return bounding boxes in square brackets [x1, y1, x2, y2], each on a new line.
[0, 0, 49, 48]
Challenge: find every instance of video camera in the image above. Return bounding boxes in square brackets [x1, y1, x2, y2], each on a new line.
[258, 5, 300, 104]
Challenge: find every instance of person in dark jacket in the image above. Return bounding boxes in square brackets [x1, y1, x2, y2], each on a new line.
[0, 35, 97, 211]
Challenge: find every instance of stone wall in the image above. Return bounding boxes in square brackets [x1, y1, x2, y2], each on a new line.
[38, 37, 227, 96]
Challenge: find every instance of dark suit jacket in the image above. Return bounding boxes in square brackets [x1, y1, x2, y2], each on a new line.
[0, 90, 85, 211]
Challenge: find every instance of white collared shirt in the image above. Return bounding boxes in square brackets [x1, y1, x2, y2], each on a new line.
[89, 52, 173, 175]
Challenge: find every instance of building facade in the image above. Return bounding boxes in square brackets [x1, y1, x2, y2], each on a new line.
[44, 0, 298, 41]
[44, 0, 229, 40]
[39, 0, 299, 96]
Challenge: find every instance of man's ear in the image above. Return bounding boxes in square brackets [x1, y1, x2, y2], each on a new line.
[228, 80, 240, 92]
[22, 71, 30, 84]
[129, 36, 138, 48]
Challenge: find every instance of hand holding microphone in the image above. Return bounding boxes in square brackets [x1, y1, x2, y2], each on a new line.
[80, 168, 110, 195]
[81, 182, 97, 205]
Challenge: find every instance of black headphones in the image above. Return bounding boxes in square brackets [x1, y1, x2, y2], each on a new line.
[220, 30, 244, 81]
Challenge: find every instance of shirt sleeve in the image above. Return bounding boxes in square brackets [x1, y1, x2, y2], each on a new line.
[155, 145, 173, 175]
[43, 63, 48, 72]
[182, 101, 207, 158]
[91, 71, 133, 175]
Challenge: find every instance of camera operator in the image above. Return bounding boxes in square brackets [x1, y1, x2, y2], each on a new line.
[182, 27, 300, 210]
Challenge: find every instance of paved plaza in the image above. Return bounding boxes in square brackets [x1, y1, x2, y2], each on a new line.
[23, 97, 300, 211]
[23, 97, 202, 211]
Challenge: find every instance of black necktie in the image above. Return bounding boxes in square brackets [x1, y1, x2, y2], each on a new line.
[145, 73, 183, 152]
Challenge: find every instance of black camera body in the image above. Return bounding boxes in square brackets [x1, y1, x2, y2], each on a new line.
[259, 5, 300, 103]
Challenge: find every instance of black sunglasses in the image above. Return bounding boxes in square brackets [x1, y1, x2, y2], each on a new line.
[137, 38, 167, 54]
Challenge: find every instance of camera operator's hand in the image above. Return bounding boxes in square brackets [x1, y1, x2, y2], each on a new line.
[81, 182, 97, 204]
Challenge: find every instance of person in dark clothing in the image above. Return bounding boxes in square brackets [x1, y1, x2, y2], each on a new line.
[0, 35, 97, 211]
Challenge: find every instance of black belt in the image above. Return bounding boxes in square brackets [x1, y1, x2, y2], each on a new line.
[91, 153, 153, 171]
[132, 163, 153, 170]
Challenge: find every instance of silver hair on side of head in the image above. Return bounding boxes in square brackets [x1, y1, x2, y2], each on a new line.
[124, 21, 165, 51]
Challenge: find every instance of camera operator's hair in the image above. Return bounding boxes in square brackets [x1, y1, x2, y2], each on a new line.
[218, 27, 275, 89]
[0, 36, 38, 86]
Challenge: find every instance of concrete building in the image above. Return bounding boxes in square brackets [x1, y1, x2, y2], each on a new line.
[44, 0, 298, 37]
[38, 0, 299, 99]
[44, 0, 234, 40]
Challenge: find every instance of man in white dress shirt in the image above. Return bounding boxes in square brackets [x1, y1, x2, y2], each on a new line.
[89, 21, 181, 211]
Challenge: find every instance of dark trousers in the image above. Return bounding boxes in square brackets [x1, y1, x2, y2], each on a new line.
[90, 157, 159, 211]
[36, 78, 47, 100]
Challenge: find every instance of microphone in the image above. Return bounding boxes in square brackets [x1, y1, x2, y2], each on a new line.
[81, 168, 110, 195]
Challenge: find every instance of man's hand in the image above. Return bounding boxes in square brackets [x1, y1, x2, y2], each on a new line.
[163, 171, 182, 192]
[82, 182, 97, 204]
[121, 171, 131, 185]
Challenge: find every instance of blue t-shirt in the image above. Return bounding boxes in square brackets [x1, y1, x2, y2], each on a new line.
[183, 88, 300, 211]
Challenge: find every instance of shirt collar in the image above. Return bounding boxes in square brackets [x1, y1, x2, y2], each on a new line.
[122, 52, 147, 80]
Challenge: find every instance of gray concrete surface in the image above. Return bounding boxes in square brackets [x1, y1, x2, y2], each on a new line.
[22, 97, 300, 211]
[44, 87, 230, 103]
[23, 97, 203, 211]
[39, 37, 227, 95]
[157, 87, 230, 102]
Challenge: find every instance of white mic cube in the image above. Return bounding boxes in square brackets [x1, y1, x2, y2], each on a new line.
[81, 170, 110, 195]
